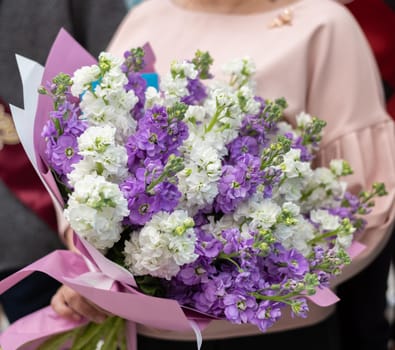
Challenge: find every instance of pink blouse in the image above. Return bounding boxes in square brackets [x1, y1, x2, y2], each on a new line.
[108, 0, 395, 339]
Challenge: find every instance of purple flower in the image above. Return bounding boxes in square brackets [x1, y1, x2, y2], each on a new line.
[42, 120, 58, 140]
[122, 48, 146, 73]
[177, 257, 215, 286]
[316, 271, 330, 287]
[120, 176, 146, 205]
[223, 293, 257, 324]
[261, 167, 283, 199]
[290, 298, 309, 318]
[195, 226, 223, 255]
[181, 78, 207, 105]
[156, 182, 181, 211]
[227, 136, 259, 162]
[137, 158, 164, 185]
[291, 136, 313, 162]
[192, 207, 213, 226]
[221, 228, 241, 254]
[240, 114, 266, 141]
[195, 231, 223, 258]
[125, 135, 144, 170]
[125, 73, 147, 120]
[215, 165, 250, 213]
[135, 126, 168, 158]
[239, 154, 264, 191]
[253, 300, 282, 332]
[142, 105, 168, 127]
[195, 273, 233, 313]
[166, 120, 189, 151]
[265, 243, 309, 280]
[233, 271, 257, 292]
[127, 193, 159, 225]
[47, 134, 82, 176]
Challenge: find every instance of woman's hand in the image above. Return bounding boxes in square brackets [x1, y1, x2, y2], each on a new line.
[51, 285, 109, 323]
[63, 225, 80, 253]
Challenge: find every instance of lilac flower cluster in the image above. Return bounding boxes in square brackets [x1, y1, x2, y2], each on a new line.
[121, 104, 188, 225]
[41, 74, 87, 184]
[122, 48, 147, 121]
[167, 224, 313, 331]
[214, 99, 289, 214]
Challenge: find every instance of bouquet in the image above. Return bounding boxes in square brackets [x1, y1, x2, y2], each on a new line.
[0, 29, 386, 350]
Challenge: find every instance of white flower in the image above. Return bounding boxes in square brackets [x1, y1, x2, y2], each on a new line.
[188, 142, 222, 179]
[238, 85, 260, 115]
[202, 88, 243, 144]
[200, 131, 229, 157]
[313, 167, 336, 186]
[78, 125, 116, 152]
[171, 61, 198, 80]
[64, 174, 128, 250]
[330, 160, 344, 177]
[336, 233, 353, 250]
[177, 163, 219, 211]
[310, 209, 341, 231]
[80, 88, 137, 142]
[296, 112, 313, 129]
[309, 168, 347, 202]
[72, 125, 128, 182]
[98, 52, 123, 68]
[145, 87, 163, 109]
[275, 178, 304, 202]
[160, 75, 189, 100]
[75, 58, 138, 142]
[71, 65, 101, 97]
[274, 217, 315, 256]
[201, 214, 236, 240]
[160, 61, 198, 101]
[124, 210, 197, 280]
[68, 158, 96, 186]
[234, 197, 281, 230]
[222, 57, 256, 87]
[185, 105, 207, 124]
[282, 202, 300, 216]
[276, 121, 296, 138]
[280, 149, 313, 179]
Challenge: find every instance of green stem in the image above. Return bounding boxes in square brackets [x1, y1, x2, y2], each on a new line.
[205, 105, 225, 133]
[217, 253, 241, 270]
[101, 317, 124, 350]
[36, 328, 78, 350]
[251, 291, 298, 303]
[146, 171, 167, 193]
[309, 229, 340, 245]
[300, 185, 319, 202]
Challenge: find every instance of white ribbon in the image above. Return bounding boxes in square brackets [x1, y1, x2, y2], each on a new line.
[189, 320, 203, 350]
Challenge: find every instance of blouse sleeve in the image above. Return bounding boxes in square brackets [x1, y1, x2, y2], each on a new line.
[306, 4, 395, 284]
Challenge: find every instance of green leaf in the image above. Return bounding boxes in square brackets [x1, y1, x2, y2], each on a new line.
[101, 317, 125, 350]
[70, 321, 108, 350]
[36, 329, 76, 350]
[135, 275, 166, 297]
[118, 328, 128, 350]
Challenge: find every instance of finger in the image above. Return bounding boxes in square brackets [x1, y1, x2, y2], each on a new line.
[63, 287, 107, 323]
[64, 227, 80, 253]
[51, 288, 82, 321]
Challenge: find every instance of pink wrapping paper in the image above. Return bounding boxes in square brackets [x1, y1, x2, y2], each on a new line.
[0, 248, 211, 350]
[0, 240, 363, 349]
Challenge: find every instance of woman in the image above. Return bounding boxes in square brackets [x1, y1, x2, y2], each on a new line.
[52, 0, 395, 349]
